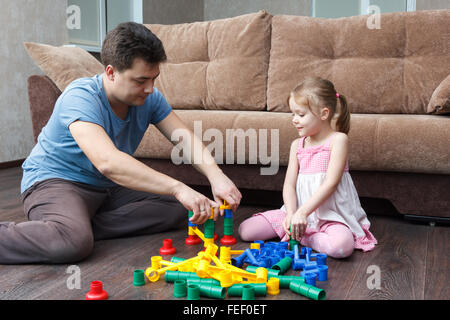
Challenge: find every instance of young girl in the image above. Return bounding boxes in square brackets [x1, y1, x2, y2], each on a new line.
[238, 77, 377, 258]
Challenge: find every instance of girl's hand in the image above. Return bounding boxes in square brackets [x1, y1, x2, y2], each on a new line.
[291, 210, 308, 241]
[282, 213, 293, 238]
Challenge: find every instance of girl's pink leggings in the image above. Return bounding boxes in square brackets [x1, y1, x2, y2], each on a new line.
[238, 215, 355, 259]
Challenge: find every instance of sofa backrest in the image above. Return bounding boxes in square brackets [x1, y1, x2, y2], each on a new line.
[145, 10, 272, 111]
[267, 9, 450, 114]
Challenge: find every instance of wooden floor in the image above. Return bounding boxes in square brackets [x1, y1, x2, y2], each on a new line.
[0, 166, 448, 300]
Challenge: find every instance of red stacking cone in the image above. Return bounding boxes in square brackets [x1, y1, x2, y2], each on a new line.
[185, 234, 202, 245]
[159, 238, 177, 255]
[220, 235, 237, 245]
[85, 281, 108, 300]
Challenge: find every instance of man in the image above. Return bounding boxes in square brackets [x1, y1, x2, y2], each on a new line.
[0, 22, 241, 264]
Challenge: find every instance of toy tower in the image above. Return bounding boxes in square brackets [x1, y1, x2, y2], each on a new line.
[220, 200, 236, 245]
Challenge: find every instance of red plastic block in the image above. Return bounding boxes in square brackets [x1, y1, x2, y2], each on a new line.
[159, 238, 177, 255]
[85, 281, 108, 300]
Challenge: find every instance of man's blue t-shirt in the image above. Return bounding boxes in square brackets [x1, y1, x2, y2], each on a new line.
[21, 74, 172, 194]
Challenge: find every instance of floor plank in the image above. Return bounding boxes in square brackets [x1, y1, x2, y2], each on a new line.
[424, 224, 450, 299]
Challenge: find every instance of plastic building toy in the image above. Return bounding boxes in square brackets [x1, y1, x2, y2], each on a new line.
[271, 256, 293, 274]
[133, 269, 146, 286]
[145, 222, 330, 301]
[187, 284, 201, 300]
[220, 201, 237, 245]
[159, 238, 177, 255]
[289, 280, 326, 300]
[242, 285, 255, 300]
[174, 280, 187, 298]
[227, 283, 267, 297]
[85, 281, 108, 300]
[185, 211, 202, 245]
[266, 277, 280, 295]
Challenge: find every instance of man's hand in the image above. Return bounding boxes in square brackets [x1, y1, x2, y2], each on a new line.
[209, 170, 242, 218]
[173, 182, 219, 224]
[156, 111, 242, 219]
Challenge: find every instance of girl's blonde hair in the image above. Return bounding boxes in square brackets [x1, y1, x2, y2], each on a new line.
[289, 77, 350, 134]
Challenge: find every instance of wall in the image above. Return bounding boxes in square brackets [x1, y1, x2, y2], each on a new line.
[143, 0, 204, 24]
[204, 0, 311, 20]
[0, 0, 68, 163]
[417, 0, 450, 10]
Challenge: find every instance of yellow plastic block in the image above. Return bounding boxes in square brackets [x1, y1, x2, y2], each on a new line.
[150, 256, 163, 269]
[191, 227, 206, 242]
[250, 242, 261, 253]
[188, 226, 197, 236]
[220, 200, 231, 210]
[145, 256, 200, 282]
[267, 277, 280, 295]
[204, 238, 215, 247]
[216, 269, 234, 287]
[219, 246, 232, 264]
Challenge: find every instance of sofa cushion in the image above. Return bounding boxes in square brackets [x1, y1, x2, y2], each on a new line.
[427, 74, 450, 114]
[145, 10, 272, 111]
[134, 111, 450, 175]
[267, 10, 450, 114]
[24, 42, 104, 92]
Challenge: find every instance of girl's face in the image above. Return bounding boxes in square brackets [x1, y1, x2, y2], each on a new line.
[289, 95, 323, 137]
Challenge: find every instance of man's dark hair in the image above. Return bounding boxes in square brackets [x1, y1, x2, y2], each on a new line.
[101, 22, 166, 72]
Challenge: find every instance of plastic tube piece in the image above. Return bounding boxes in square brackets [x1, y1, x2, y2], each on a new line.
[289, 280, 326, 300]
[317, 265, 328, 281]
[174, 280, 187, 298]
[165, 270, 201, 283]
[187, 284, 201, 300]
[186, 278, 221, 286]
[195, 284, 226, 299]
[227, 283, 267, 297]
[242, 285, 255, 300]
[272, 275, 305, 288]
[133, 269, 146, 286]
[271, 256, 292, 274]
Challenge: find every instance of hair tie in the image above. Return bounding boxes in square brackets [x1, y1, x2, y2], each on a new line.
[336, 93, 340, 98]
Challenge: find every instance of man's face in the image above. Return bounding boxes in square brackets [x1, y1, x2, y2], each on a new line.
[109, 58, 160, 107]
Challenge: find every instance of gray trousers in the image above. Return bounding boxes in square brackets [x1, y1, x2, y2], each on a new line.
[0, 178, 187, 264]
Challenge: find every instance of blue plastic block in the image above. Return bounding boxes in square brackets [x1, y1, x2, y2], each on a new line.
[304, 272, 317, 286]
[188, 220, 198, 227]
[253, 240, 265, 248]
[231, 251, 247, 268]
[224, 209, 233, 219]
[317, 265, 328, 281]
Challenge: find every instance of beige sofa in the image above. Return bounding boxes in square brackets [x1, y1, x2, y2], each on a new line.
[25, 10, 450, 221]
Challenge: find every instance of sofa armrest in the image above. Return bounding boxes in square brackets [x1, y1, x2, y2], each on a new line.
[427, 74, 450, 115]
[27, 75, 62, 143]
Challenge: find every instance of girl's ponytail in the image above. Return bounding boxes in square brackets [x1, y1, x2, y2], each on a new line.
[335, 94, 350, 134]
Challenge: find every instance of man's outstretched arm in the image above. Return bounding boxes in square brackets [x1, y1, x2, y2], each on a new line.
[69, 120, 214, 224]
[155, 111, 242, 215]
